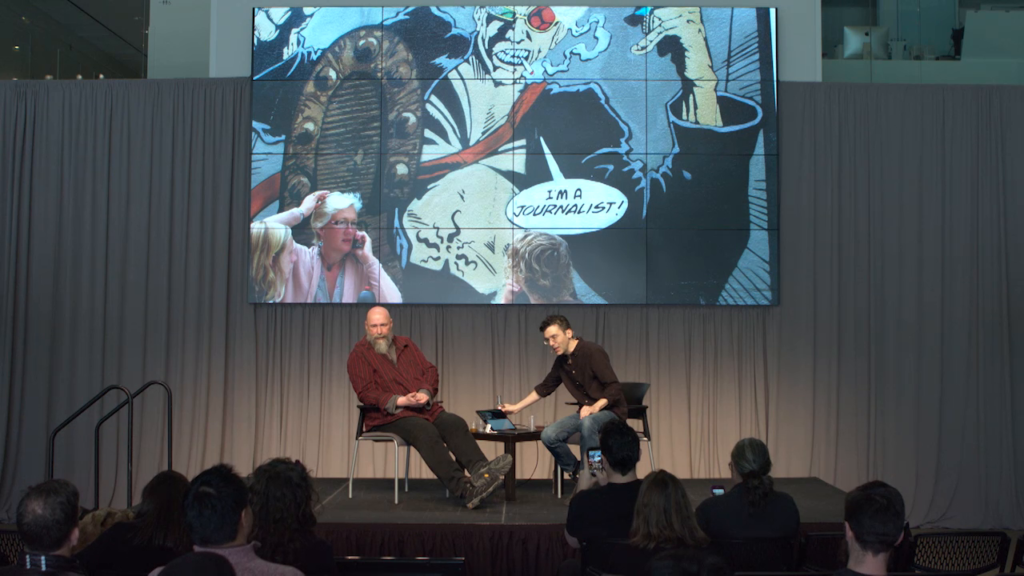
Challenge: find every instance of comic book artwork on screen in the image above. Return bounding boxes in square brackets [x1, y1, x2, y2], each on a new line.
[249, 6, 778, 305]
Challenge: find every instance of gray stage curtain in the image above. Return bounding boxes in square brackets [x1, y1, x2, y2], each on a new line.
[0, 79, 1021, 529]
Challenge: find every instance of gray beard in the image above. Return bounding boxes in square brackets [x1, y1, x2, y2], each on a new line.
[369, 332, 393, 355]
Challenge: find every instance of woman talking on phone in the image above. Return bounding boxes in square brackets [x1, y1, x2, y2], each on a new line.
[262, 190, 401, 303]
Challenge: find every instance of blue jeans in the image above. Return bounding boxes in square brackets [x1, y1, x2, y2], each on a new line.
[540, 410, 619, 475]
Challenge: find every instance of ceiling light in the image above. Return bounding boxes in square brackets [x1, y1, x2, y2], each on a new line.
[12, 45, 20, 52]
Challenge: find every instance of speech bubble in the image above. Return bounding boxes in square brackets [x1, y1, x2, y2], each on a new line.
[505, 138, 627, 235]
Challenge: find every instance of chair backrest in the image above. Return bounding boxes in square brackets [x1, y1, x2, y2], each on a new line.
[355, 405, 377, 439]
[581, 538, 654, 576]
[619, 382, 650, 408]
[1013, 533, 1023, 572]
[737, 569, 831, 573]
[801, 531, 846, 572]
[335, 556, 465, 575]
[0, 529, 24, 567]
[912, 531, 1012, 574]
[710, 537, 800, 572]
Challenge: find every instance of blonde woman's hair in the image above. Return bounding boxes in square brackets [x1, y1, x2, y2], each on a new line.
[504, 230, 575, 302]
[630, 470, 708, 550]
[250, 221, 292, 302]
[310, 192, 363, 241]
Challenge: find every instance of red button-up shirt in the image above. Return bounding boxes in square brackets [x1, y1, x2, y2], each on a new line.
[347, 335, 444, 430]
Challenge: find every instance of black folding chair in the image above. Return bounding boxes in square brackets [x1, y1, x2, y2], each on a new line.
[0, 528, 23, 567]
[709, 537, 800, 572]
[801, 531, 846, 572]
[911, 531, 1011, 575]
[581, 538, 654, 576]
[1012, 533, 1024, 572]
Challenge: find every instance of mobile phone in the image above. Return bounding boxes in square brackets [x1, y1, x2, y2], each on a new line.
[710, 484, 726, 496]
[352, 237, 365, 250]
[587, 449, 603, 474]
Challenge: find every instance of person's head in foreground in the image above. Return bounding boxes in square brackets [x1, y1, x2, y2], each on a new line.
[630, 470, 708, 550]
[250, 221, 296, 302]
[844, 480, 906, 574]
[16, 479, 80, 557]
[248, 458, 319, 566]
[729, 437, 775, 509]
[596, 418, 641, 483]
[646, 547, 733, 576]
[364, 306, 394, 355]
[160, 552, 236, 576]
[184, 464, 251, 548]
[504, 231, 576, 303]
[133, 470, 192, 553]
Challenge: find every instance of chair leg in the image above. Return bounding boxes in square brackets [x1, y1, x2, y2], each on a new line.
[348, 440, 361, 499]
[648, 440, 656, 471]
[404, 445, 410, 492]
[393, 440, 400, 505]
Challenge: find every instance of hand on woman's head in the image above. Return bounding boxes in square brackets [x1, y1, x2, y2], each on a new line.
[299, 190, 330, 217]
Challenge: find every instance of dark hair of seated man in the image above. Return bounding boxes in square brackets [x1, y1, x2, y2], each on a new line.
[842, 480, 906, 576]
[17, 479, 80, 555]
[600, 418, 641, 476]
[6, 479, 85, 576]
[185, 464, 250, 546]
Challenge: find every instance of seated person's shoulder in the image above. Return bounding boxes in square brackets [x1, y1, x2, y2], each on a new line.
[770, 489, 800, 513]
[260, 559, 304, 576]
[833, 569, 872, 576]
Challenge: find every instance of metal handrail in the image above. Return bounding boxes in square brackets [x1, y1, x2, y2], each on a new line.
[93, 380, 173, 508]
[47, 385, 133, 508]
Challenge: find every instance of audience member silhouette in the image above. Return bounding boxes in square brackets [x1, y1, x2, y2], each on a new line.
[1, 479, 85, 576]
[248, 459, 336, 575]
[837, 481, 906, 576]
[695, 438, 799, 540]
[558, 418, 644, 576]
[149, 464, 302, 576]
[76, 470, 192, 574]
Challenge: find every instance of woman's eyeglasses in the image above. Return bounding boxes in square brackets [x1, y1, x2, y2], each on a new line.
[485, 6, 557, 33]
[326, 219, 367, 231]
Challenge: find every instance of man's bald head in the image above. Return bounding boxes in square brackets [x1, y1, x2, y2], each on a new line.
[365, 306, 394, 354]
[366, 306, 391, 325]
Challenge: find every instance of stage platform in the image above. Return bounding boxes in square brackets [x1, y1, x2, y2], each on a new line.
[311, 477, 846, 576]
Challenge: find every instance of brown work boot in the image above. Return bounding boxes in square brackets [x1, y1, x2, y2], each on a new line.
[470, 454, 513, 487]
[464, 473, 502, 509]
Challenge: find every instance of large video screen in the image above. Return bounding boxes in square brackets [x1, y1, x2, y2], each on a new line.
[250, 6, 778, 305]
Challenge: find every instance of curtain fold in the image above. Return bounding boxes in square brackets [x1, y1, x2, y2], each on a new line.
[0, 79, 1021, 529]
